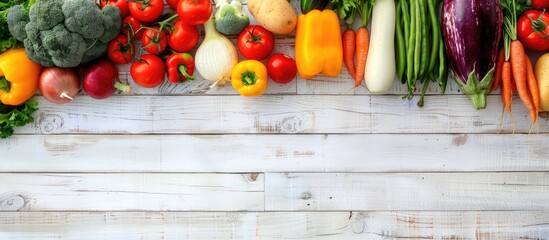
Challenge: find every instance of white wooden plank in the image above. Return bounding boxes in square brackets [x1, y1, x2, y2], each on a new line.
[15, 95, 549, 134]
[3, 134, 549, 173]
[265, 172, 549, 211]
[0, 173, 263, 211]
[0, 211, 548, 239]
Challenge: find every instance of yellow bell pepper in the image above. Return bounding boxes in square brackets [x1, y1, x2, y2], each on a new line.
[0, 49, 42, 106]
[231, 60, 268, 97]
[295, 9, 343, 79]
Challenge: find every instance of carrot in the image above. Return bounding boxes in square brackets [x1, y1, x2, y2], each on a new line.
[342, 29, 357, 81]
[525, 56, 540, 113]
[354, 27, 370, 87]
[510, 40, 536, 123]
[501, 61, 512, 113]
[491, 48, 505, 92]
[511, 73, 517, 95]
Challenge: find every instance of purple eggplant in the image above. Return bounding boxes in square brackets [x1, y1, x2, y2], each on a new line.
[442, 0, 503, 109]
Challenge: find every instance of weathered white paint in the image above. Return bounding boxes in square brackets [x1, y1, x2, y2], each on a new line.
[14, 95, 549, 135]
[0, 173, 263, 211]
[265, 172, 549, 211]
[0, 212, 548, 239]
[2, 134, 549, 173]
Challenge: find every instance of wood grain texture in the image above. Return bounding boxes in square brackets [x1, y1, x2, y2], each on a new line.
[14, 95, 549, 135]
[0, 173, 263, 211]
[1, 212, 548, 239]
[2, 134, 549, 173]
[265, 172, 549, 211]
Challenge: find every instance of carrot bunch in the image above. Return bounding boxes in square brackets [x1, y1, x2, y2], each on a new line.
[494, 0, 540, 127]
[334, 0, 374, 89]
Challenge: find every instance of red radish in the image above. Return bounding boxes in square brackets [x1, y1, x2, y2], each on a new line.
[83, 59, 131, 99]
[38, 67, 80, 104]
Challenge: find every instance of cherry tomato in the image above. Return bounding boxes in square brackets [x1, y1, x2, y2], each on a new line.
[168, 21, 200, 52]
[128, 0, 164, 22]
[130, 54, 166, 88]
[107, 34, 135, 64]
[532, 0, 549, 9]
[142, 27, 168, 55]
[237, 25, 275, 61]
[121, 15, 144, 39]
[517, 10, 549, 52]
[100, 0, 130, 18]
[177, 0, 212, 26]
[266, 53, 297, 84]
[166, 0, 179, 10]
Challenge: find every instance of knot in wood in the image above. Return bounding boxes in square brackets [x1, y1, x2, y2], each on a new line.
[39, 113, 64, 134]
[0, 194, 26, 211]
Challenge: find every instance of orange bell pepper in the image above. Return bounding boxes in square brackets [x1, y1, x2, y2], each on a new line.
[0, 49, 42, 106]
[295, 9, 343, 79]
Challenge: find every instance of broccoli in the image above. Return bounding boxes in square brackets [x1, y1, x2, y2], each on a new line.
[214, 0, 249, 35]
[1, 0, 35, 53]
[7, 0, 121, 68]
[6, 4, 29, 41]
[81, 38, 108, 64]
[99, 5, 122, 43]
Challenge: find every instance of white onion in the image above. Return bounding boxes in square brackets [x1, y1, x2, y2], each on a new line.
[38, 67, 80, 104]
[195, 13, 239, 85]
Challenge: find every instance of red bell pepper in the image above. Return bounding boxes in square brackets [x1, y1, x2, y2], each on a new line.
[166, 53, 195, 83]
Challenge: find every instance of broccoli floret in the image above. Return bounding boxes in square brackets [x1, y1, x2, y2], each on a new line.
[6, 4, 29, 41]
[62, 0, 105, 39]
[81, 38, 107, 64]
[8, 0, 121, 67]
[24, 21, 54, 66]
[41, 24, 86, 67]
[99, 5, 121, 43]
[214, 0, 249, 35]
[28, 0, 63, 30]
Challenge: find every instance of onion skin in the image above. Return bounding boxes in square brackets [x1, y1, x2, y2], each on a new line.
[38, 67, 80, 104]
[83, 59, 131, 99]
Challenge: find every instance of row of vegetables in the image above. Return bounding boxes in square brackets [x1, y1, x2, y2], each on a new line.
[0, 0, 548, 138]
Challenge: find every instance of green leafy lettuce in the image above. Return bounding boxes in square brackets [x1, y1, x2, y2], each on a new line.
[0, 99, 38, 138]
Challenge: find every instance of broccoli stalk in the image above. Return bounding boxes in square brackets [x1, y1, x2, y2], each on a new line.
[214, 0, 250, 35]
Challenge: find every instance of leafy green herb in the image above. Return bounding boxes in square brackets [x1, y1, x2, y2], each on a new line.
[0, 99, 38, 138]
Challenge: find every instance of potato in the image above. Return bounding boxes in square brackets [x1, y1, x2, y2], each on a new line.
[247, 0, 297, 35]
[535, 53, 549, 112]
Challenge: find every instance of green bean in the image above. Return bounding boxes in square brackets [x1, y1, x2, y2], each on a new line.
[438, 32, 448, 95]
[419, 0, 429, 81]
[413, 0, 421, 90]
[427, 0, 440, 75]
[396, 1, 406, 82]
[401, 0, 410, 50]
[406, 0, 416, 92]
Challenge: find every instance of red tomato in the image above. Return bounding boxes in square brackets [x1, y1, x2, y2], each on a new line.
[166, 0, 179, 10]
[517, 10, 549, 52]
[128, 0, 163, 22]
[107, 34, 135, 64]
[121, 15, 144, 39]
[100, 0, 130, 17]
[266, 53, 297, 84]
[177, 0, 212, 26]
[168, 21, 200, 52]
[142, 27, 168, 55]
[130, 54, 166, 88]
[237, 25, 275, 61]
[532, 0, 549, 9]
